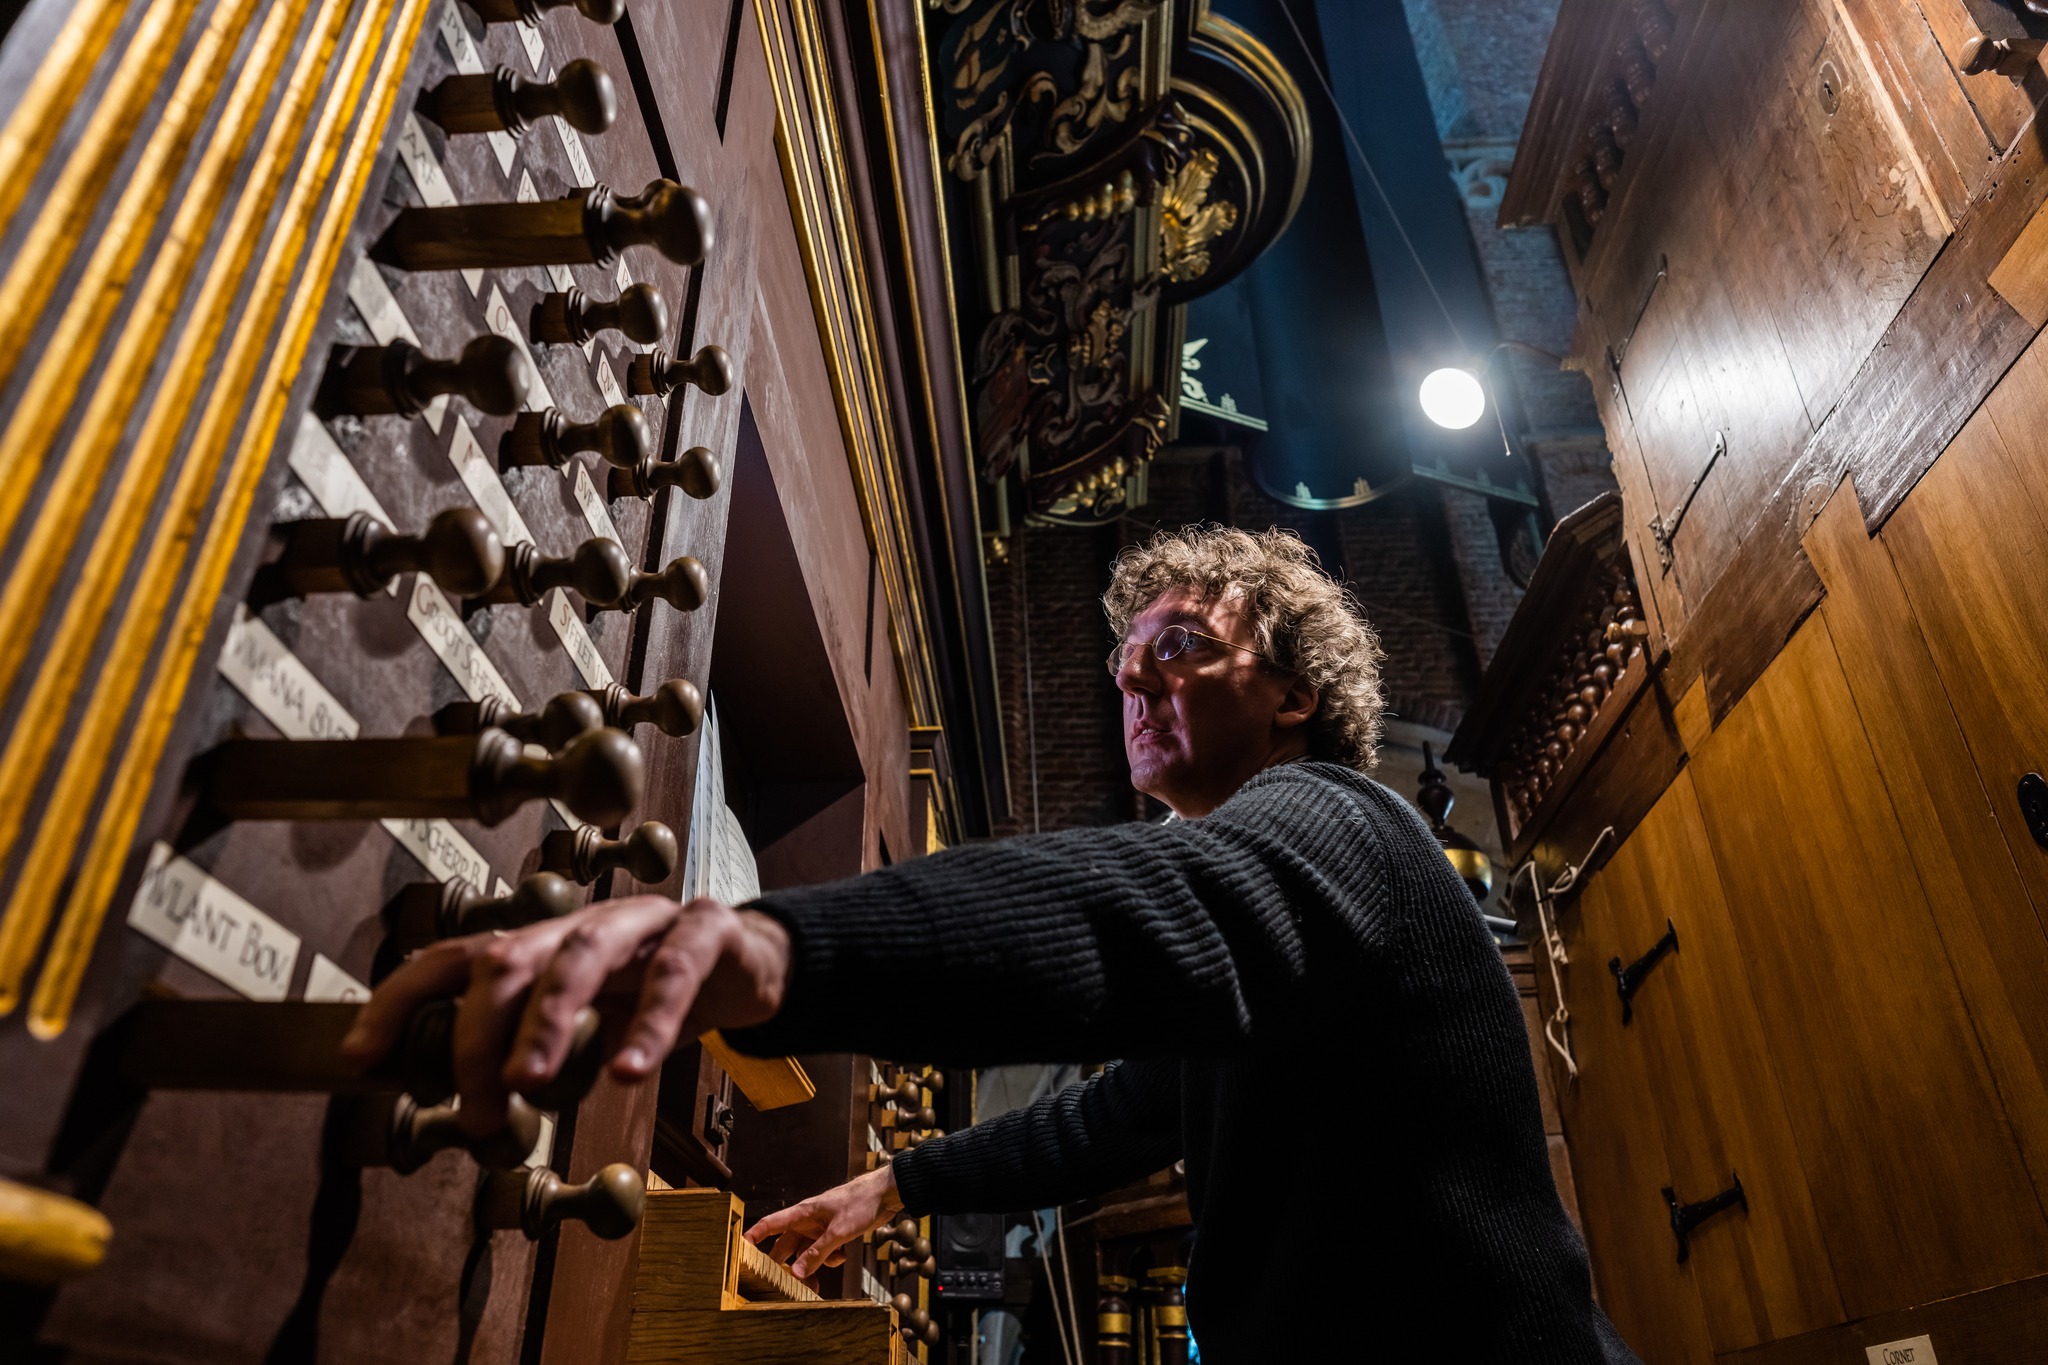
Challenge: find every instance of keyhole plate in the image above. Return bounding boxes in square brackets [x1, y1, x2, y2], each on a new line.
[1818, 59, 1842, 115]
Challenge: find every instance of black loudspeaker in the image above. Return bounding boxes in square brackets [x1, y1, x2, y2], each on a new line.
[931, 1212, 1004, 1303]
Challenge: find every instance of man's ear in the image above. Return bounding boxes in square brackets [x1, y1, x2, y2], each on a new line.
[1274, 673, 1319, 730]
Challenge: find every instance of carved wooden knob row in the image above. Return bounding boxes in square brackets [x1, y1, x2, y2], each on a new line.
[469, 0, 624, 25]
[344, 1092, 543, 1174]
[627, 556, 708, 612]
[540, 820, 680, 884]
[382, 180, 713, 273]
[531, 283, 668, 346]
[609, 444, 721, 501]
[269, 507, 504, 600]
[428, 60, 616, 138]
[870, 1076, 921, 1107]
[628, 344, 732, 398]
[200, 726, 643, 827]
[480, 537, 634, 608]
[116, 999, 606, 1113]
[502, 405, 653, 471]
[384, 871, 579, 949]
[477, 1162, 645, 1241]
[335, 336, 534, 418]
[439, 690, 607, 750]
[880, 1105, 937, 1130]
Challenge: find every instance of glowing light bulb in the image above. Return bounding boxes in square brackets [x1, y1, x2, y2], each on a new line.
[1419, 367, 1486, 430]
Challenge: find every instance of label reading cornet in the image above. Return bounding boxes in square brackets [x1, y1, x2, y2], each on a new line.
[1866, 1338, 1937, 1365]
[129, 844, 301, 1001]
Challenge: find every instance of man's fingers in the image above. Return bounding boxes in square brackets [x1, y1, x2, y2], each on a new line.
[744, 1206, 804, 1245]
[506, 897, 681, 1090]
[611, 911, 724, 1079]
[451, 930, 561, 1135]
[339, 937, 475, 1063]
[769, 1228, 809, 1267]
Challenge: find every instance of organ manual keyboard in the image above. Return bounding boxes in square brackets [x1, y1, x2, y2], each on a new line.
[0, 0, 1005, 1360]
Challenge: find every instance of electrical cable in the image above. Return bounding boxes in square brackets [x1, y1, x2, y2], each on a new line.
[1054, 1208, 1086, 1365]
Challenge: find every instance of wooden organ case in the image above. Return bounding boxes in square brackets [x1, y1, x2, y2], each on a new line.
[1456, 1, 2048, 1361]
[0, 0, 1003, 1361]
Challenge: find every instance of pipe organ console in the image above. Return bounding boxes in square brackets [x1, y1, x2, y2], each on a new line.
[0, 0, 997, 1359]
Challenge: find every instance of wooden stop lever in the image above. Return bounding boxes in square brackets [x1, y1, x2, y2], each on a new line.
[266, 507, 505, 600]
[540, 820, 680, 884]
[501, 404, 652, 471]
[333, 335, 534, 418]
[587, 678, 703, 738]
[531, 283, 667, 347]
[118, 999, 605, 1111]
[380, 180, 713, 273]
[427, 59, 616, 138]
[477, 1162, 645, 1241]
[608, 443, 721, 501]
[198, 725, 644, 826]
[477, 536, 634, 608]
[384, 871, 579, 949]
[628, 344, 732, 398]
[436, 690, 607, 750]
[341, 1092, 543, 1174]
[624, 556, 708, 612]
[469, 0, 624, 25]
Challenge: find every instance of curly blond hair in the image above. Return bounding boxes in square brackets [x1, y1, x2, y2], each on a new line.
[1103, 525, 1385, 771]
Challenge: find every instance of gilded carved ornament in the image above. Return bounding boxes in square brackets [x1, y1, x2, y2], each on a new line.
[1158, 147, 1238, 282]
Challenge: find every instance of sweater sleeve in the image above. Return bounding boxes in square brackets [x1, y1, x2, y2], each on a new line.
[891, 1059, 1182, 1214]
[725, 765, 1386, 1064]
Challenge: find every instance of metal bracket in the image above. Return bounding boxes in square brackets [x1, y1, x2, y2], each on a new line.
[1663, 1173, 1746, 1263]
[1647, 429, 1726, 573]
[1610, 919, 1678, 1025]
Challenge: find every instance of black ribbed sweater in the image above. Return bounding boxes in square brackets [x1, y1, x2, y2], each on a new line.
[727, 762, 1638, 1363]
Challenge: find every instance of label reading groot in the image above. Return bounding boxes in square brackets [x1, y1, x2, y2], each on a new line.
[129, 844, 301, 1001]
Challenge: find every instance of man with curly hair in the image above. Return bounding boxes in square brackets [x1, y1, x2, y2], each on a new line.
[350, 525, 1638, 1362]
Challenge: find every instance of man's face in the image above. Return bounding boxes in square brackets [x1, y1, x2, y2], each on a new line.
[1114, 586, 1315, 817]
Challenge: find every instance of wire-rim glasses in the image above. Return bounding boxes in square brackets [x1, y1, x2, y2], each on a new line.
[1106, 623, 1271, 676]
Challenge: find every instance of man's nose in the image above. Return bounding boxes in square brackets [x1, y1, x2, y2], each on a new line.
[1116, 647, 1161, 695]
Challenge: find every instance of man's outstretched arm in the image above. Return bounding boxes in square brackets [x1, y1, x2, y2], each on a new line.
[745, 1059, 1181, 1278]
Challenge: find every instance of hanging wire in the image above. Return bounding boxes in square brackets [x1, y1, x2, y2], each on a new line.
[1033, 1209, 1080, 1365]
[1018, 528, 1043, 834]
[1271, 0, 1471, 353]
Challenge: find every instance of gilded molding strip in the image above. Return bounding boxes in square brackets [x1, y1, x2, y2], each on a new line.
[31, 0, 435, 1037]
[0, 0, 268, 764]
[0, 0, 203, 402]
[0, 0, 319, 1011]
[762, 0, 944, 727]
[0, 1, 125, 242]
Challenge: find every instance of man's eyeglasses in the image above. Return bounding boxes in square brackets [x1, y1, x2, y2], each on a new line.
[1107, 623, 1271, 676]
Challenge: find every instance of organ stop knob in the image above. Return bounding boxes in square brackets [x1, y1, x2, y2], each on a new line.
[478, 536, 634, 608]
[437, 690, 607, 750]
[628, 344, 732, 398]
[382, 180, 714, 273]
[477, 1162, 645, 1241]
[199, 725, 644, 826]
[502, 404, 653, 471]
[428, 60, 616, 138]
[342, 1092, 543, 1174]
[540, 820, 680, 884]
[609, 443, 721, 501]
[589, 678, 704, 737]
[625, 556, 708, 612]
[468, 0, 624, 25]
[384, 871, 579, 948]
[266, 507, 504, 599]
[334, 335, 534, 418]
[531, 284, 668, 346]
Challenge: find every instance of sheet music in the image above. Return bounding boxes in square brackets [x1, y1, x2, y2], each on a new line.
[683, 697, 761, 906]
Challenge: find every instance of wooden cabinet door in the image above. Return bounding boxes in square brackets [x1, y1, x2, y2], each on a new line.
[1558, 867, 1713, 1365]
[1594, 772, 1844, 1352]
[1689, 615, 2048, 1317]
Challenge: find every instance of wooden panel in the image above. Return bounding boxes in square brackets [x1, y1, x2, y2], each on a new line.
[627, 1301, 904, 1365]
[1885, 382, 2048, 911]
[1903, 0, 2037, 152]
[1718, 1271, 2048, 1365]
[1690, 616, 2048, 1317]
[1806, 476, 2048, 1205]
[1988, 196, 2048, 328]
[1596, 773, 1845, 1351]
[1556, 867, 1713, 1365]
